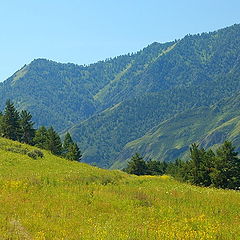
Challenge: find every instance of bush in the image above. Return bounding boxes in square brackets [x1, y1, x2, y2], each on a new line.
[27, 151, 37, 159]
[27, 149, 44, 159]
[32, 149, 44, 158]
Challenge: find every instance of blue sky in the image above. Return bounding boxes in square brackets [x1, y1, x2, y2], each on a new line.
[0, 0, 240, 81]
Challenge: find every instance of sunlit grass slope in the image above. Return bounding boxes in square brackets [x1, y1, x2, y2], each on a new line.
[0, 137, 240, 240]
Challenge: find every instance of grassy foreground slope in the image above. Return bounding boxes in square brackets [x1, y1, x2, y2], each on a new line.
[0, 138, 240, 239]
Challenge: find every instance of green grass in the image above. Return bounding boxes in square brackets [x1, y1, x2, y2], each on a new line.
[0, 138, 240, 239]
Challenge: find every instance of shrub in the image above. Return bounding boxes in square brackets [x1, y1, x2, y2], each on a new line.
[27, 149, 44, 159]
[32, 149, 44, 158]
[27, 151, 37, 159]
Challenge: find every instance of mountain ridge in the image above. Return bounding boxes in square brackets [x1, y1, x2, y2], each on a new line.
[1, 23, 240, 168]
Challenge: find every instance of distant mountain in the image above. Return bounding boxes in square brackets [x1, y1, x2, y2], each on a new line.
[112, 92, 240, 169]
[68, 24, 240, 167]
[1, 24, 240, 168]
[0, 56, 133, 130]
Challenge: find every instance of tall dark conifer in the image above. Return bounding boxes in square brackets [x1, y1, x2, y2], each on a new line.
[66, 143, 82, 161]
[46, 127, 62, 155]
[63, 132, 82, 161]
[1, 100, 20, 141]
[125, 153, 147, 175]
[19, 110, 35, 145]
[63, 132, 74, 154]
[33, 126, 48, 149]
[211, 141, 240, 189]
[0, 111, 3, 136]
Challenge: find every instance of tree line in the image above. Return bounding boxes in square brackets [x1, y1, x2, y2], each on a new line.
[124, 141, 240, 190]
[0, 100, 81, 161]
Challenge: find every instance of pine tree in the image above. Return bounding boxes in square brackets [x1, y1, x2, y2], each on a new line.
[63, 132, 82, 161]
[1, 100, 20, 141]
[189, 143, 203, 185]
[65, 143, 82, 161]
[19, 110, 35, 145]
[211, 141, 240, 189]
[0, 111, 3, 136]
[146, 160, 168, 175]
[188, 144, 214, 186]
[46, 127, 62, 155]
[33, 126, 48, 149]
[63, 132, 74, 154]
[125, 153, 147, 175]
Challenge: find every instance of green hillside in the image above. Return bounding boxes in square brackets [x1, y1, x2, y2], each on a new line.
[0, 42, 171, 131]
[113, 92, 240, 169]
[0, 138, 240, 239]
[0, 56, 133, 131]
[68, 24, 240, 167]
[1, 24, 240, 167]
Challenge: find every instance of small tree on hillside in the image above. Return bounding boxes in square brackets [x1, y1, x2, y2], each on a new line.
[0, 111, 3, 136]
[63, 132, 74, 154]
[125, 153, 147, 175]
[146, 159, 168, 175]
[33, 126, 48, 149]
[66, 143, 82, 161]
[19, 110, 35, 145]
[211, 141, 240, 189]
[45, 127, 62, 155]
[0, 100, 20, 141]
[188, 143, 214, 186]
[63, 132, 82, 161]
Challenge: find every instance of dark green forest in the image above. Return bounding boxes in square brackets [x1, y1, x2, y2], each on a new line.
[0, 101, 81, 161]
[113, 91, 240, 169]
[124, 141, 240, 190]
[1, 24, 240, 168]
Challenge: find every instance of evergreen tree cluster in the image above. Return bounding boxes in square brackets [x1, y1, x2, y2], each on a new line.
[124, 153, 168, 176]
[0, 100, 35, 144]
[125, 141, 240, 190]
[170, 141, 240, 190]
[0, 100, 81, 161]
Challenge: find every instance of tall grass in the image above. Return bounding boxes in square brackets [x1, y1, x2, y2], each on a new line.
[0, 138, 239, 239]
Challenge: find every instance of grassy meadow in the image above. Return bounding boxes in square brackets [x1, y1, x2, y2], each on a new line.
[0, 138, 239, 239]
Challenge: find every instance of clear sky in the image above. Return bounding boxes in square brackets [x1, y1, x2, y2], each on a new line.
[0, 0, 240, 82]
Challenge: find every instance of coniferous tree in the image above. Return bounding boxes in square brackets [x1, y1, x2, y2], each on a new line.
[211, 141, 240, 189]
[65, 143, 82, 161]
[46, 127, 62, 155]
[63, 132, 82, 161]
[19, 110, 35, 145]
[0, 100, 20, 141]
[0, 111, 3, 136]
[146, 160, 167, 175]
[199, 149, 215, 187]
[189, 143, 202, 184]
[33, 126, 48, 149]
[63, 132, 74, 154]
[185, 144, 215, 186]
[125, 153, 147, 175]
[166, 158, 186, 180]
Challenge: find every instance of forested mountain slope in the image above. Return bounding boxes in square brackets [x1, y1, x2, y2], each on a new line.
[112, 92, 240, 168]
[0, 42, 172, 131]
[0, 56, 133, 130]
[1, 24, 240, 167]
[69, 24, 240, 167]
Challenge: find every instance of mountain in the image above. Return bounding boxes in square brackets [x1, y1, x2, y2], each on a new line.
[0, 42, 173, 131]
[112, 92, 240, 169]
[1, 24, 240, 168]
[0, 137, 239, 239]
[68, 24, 240, 167]
[0, 56, 133, 131]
